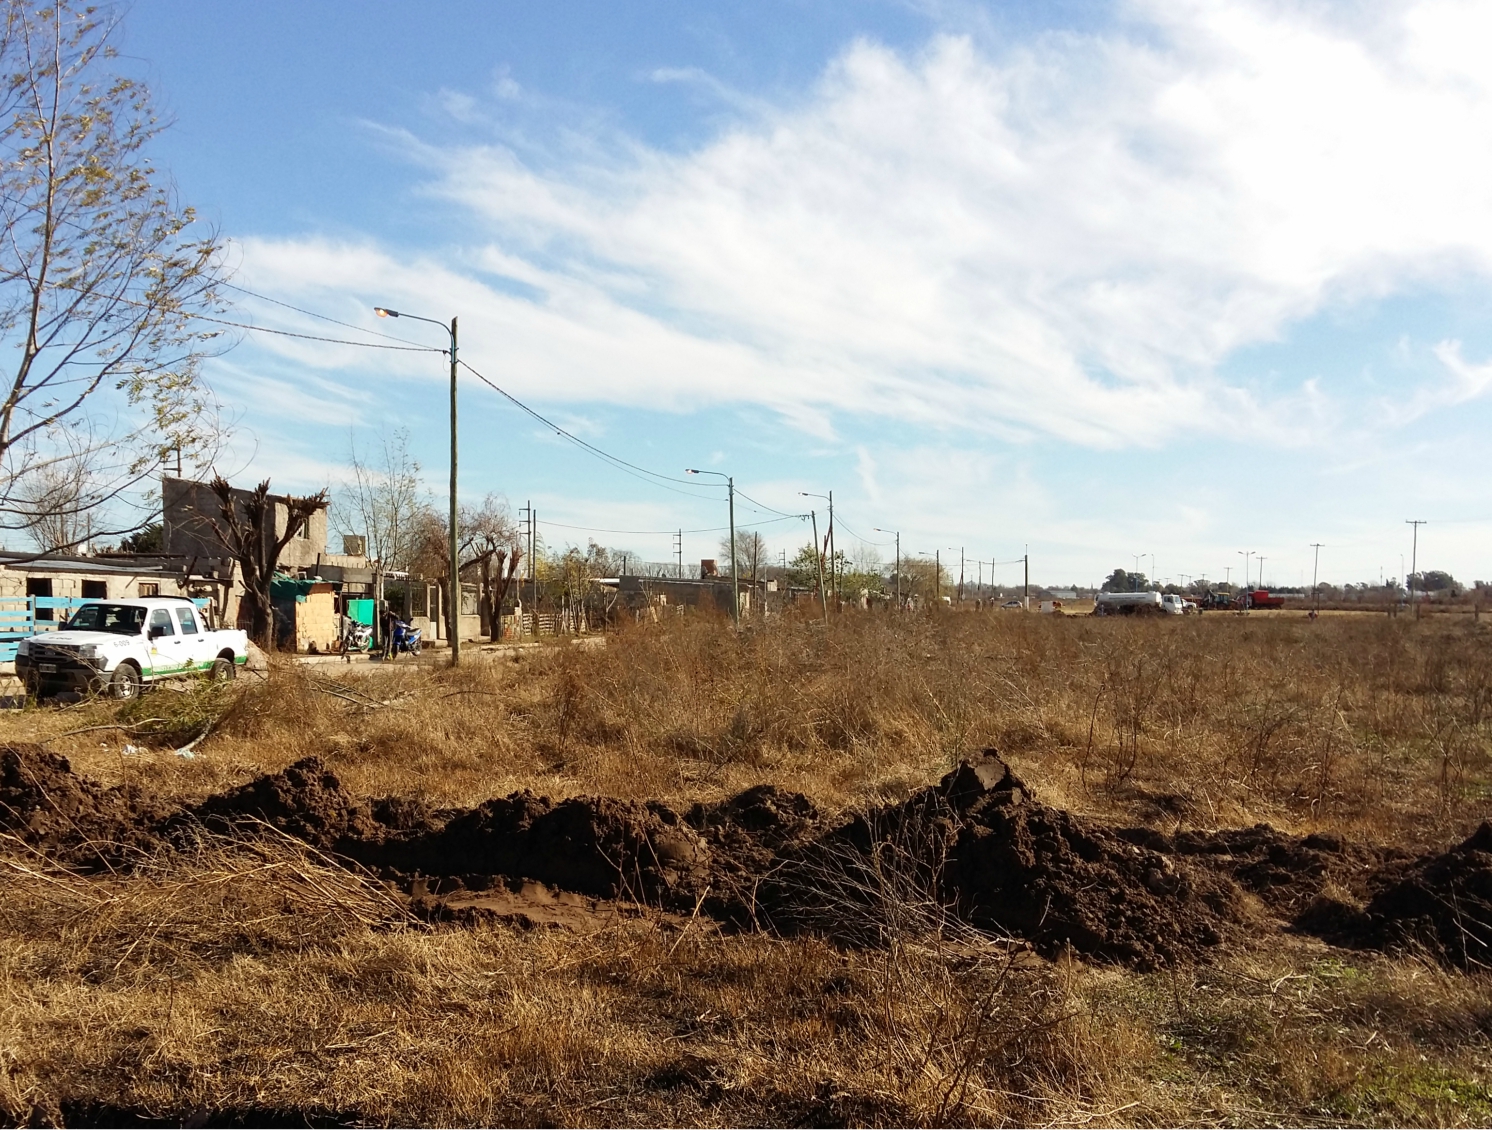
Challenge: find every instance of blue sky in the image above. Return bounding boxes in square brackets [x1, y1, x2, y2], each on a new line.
[120, 0, 1492, 587]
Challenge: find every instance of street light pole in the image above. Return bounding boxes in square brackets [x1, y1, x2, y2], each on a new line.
[800, 491, 835, 612]
[1406, 520, 1426, 613]
[375, 306, 460, 665]
[873, 528, 900, 610]
[687, 469, 738, 630]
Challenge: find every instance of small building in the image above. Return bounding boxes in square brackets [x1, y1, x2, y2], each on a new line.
[162, 475, 372, 640]
[270, 577, 338, 652]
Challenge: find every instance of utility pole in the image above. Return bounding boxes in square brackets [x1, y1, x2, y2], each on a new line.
[1257, 556, 1266, 591]
[1024, 549, 1029, 610]
[1224, 566, 1231, 588]
[729, 480, 738, 626]
[447, 317, 459, 663]
[674, 529, 683, 579]
[828, 489, 835, 609]
[687, 469, 738, 630]
[374, 305, 460, 663]
[801, 490, 836, 612]
[935, 550, 941, 604]
[810, 510, 828, 624]
[874, 528, 899, 611]
[1310, 543, 1323, 614]
[958, 547, 965, 605]
[518, 500, 532, 638]
[1407, 519, 1426, 616]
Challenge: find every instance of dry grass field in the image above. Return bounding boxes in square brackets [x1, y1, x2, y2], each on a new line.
[2, 610, 1491, 1126]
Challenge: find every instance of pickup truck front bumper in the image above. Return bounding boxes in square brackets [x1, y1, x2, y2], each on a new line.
[16, 651, 106, 694]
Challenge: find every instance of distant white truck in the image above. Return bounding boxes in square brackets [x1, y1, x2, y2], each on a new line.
[1093, 591, 1195, 616]
[15, 597, 248, 700]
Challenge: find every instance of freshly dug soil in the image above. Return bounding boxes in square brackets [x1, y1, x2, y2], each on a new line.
[0, 743, 1482, 970]
[190, 756, 386, 849]
[1354, 821, 1492, 969]
[361, 791, 711, 902]
[752, 756, 1246, 968]
[0, 744, 169, 866]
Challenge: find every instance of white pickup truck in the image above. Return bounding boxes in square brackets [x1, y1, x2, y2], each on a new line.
[15, 597, 248, 700]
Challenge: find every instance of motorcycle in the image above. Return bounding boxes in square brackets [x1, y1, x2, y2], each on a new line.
[339, 619, 373, 654]
[389, 618, 422, 658]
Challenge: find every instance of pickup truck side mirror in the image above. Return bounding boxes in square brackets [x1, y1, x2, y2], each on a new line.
[148, 624, 168, 639]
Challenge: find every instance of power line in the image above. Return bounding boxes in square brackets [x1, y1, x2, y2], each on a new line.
[457, 359, 720, 498]
[123, 294, 448, 353]
[733, 488, 800, 520]
[539, 512, 802, 537]
[220, 281, 439, 348]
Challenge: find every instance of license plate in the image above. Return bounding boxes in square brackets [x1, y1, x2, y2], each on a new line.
[38, 663, 56, 674]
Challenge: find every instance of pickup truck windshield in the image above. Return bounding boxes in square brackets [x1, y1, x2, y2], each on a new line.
[64, 604, 148, 635]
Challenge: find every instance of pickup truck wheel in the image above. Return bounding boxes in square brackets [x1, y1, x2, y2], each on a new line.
[210, 657, 236, 682]
[109, 664, 141, 700]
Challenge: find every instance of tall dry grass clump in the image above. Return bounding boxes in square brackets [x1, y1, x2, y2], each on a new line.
[511, 610, 1492, 844]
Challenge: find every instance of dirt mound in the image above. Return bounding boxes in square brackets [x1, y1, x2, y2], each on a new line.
[683, 785, 823, 925]
[950, 794, 1245, 969]
[190, 756, 385, 850]
[9, 741, 1484, 971]
[0, 744, 169, 865]
[755, 753, 1248, 968]
[363, 791, 710, 903]
[1354, 822, 1492, 969]
[1163, 825, 1399, 913]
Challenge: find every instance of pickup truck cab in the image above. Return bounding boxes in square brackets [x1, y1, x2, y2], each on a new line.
[15, 597, 248, 700]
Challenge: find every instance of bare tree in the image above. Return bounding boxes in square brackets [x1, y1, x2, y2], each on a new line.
[0, 1, 227, 552]
[12, 425, 95, 552]
[205, 477, 328, 648]
[405, 493, 523, 640]
[332, 429, 425, 637]
[332, 429, 424, 574]
[720, 528, 769, 588]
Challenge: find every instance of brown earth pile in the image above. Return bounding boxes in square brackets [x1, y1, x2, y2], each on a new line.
[0, 743, 1484, 970]
[0, 744, 168, 865]
[1355, 821, 1492, 969]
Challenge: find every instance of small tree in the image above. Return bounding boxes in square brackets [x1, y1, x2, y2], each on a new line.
[0, 1, 228, 551]
[334, 429, 424, 574]
[720, 528, 769, 588]
[117, 522, 161, 553]
[206, 477, 327, 648]
[1102, 569, 1150, 593]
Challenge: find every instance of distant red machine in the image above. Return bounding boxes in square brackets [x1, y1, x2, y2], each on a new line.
[1244, 589, 1286, 609]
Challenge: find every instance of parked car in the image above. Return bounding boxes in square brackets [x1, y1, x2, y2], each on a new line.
[15, 597, 248, 700]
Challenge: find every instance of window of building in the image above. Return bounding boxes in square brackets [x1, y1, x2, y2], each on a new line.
[81, 580, 107, 599]
[26, 577, 52, 621]
[138, 582, 160, 597]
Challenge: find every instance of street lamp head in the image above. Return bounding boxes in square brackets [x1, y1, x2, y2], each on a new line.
[685, 468, 699, 475]
[373, 307, 400, 318]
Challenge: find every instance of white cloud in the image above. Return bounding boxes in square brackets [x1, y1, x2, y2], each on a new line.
[240, 0, 1492, 456]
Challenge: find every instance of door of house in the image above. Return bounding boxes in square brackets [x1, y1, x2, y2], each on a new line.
[26, 578, 52, 621]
